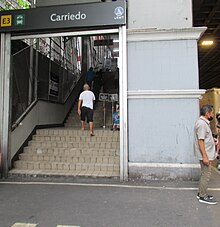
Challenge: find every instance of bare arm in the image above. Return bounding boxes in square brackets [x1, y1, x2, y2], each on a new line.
[78, 100, 82, 116]
[198, 139, 210, 165]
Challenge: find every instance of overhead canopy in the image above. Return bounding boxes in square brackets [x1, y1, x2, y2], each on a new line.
[193, 0, 220, 89]
[0, 1, 126, 34]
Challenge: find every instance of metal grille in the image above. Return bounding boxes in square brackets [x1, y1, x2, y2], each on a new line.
[11, 36, 82, 127]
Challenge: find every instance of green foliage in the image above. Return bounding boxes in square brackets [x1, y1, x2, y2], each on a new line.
[18, 0, 30, 9]
[0, 0, 30, 11]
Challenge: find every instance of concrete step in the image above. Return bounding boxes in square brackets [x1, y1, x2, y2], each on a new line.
[64, 123, 108, 128]
[23, 147, 119, 156]
[27, 140, 119, 149]
[36, 128, 119, 136]
[14, 160, 120, 172]
[9, 169, 119, 178]
[66, 113, 106, 118]
[67, 113, 106, 118]
[65, 118, 109, 125]
[19, 153, 119, 164]
[32, 135, 119, 143]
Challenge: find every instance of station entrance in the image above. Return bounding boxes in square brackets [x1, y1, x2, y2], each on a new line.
[0, 1, 128, 181]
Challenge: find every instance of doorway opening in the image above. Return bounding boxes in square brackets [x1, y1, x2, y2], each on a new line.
[1, 27, 128, 181]
[0, 1, 128, 181]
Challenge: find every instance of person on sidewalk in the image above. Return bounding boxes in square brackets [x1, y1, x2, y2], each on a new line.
[78, 84, 95, 136]
[194, 104, 218, 205]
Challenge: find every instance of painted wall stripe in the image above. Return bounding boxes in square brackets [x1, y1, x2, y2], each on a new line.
[129, 162, 200, 168]
[2, 175, 220, 191]
[57, 225, 80, 227]
[11, 224, 80, 227]
[12, 223, 37, 227]
[0, 181, 206, 191]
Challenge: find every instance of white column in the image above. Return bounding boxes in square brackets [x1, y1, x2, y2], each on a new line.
[126, 0, 207, 180]
[119, 25, 128, 181]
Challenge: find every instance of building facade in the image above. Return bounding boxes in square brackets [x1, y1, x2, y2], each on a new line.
[0, 0, 206, 180]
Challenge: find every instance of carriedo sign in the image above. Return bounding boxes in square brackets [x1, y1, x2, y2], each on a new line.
[0, 1, 126, 33]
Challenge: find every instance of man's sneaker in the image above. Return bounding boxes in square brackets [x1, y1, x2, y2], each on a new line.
[197, 193, 213, 200]
[199, 196, 218, 205]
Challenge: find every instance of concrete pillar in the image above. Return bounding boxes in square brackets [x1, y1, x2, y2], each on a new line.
[127, 0, 206, 180]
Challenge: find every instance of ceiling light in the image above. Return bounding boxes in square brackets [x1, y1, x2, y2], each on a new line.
[201, 40, 214, 46]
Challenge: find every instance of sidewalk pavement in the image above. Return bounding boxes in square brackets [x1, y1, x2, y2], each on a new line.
[0, 168, 220, 227]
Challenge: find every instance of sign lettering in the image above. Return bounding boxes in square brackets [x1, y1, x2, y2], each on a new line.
[50, 12, 86, 22]
[1, 15, 12, 27]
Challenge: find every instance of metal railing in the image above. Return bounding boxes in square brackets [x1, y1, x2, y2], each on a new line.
[11, 36, 82, 128]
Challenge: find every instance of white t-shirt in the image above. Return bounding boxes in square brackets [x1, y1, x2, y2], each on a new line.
[79, 90, 95, 109]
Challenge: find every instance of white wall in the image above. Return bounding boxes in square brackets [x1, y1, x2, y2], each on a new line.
[128, 98, 199, 164]
[128, 40, 199, 90]
[10, 101, 66, 160]
[10, 92, 76, 162]
[128, 0, 192, 29]
[127, 38, 200, 164]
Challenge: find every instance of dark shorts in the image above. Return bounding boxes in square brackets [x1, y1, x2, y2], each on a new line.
[81, 106, 93, 122]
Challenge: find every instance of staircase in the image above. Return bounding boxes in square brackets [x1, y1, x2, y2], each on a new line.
[9, 101, 120, 178]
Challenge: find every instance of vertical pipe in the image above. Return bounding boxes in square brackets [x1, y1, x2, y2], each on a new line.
[1, 33, 11, 178]
[28, 38, 34, 105]
[29, 0, 36, 104]
[81, 37, 88, 80]
[48, 38, 52, 100]
[34, 39, 39, 101]
[119, 25, 128, 181]
[0, 33, 5, 177]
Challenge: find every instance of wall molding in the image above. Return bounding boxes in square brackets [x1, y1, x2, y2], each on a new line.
[127, 89, 206, 99]
[129, 162, 200, 169]
[127, 27, 207, 42]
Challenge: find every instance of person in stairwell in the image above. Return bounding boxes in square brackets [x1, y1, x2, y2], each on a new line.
[85, 67, 95, 88]
[112, 104, 120, 131]
[93, 69, 103, 101]
[78, 84, 95, 136]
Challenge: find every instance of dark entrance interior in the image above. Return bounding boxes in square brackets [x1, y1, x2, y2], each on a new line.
[193, 0, 220, 89]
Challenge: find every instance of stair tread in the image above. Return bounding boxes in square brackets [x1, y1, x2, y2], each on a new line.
[9, 169, 120, 177]
[35, 131, 119, 136]
[15, 160, 119, 165]
[20, 153, 119, 157]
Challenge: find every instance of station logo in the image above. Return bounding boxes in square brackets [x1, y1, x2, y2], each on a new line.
[114, 6, 124, 20]
[1, 15, 12, 27]
[14, 14, 25, 26]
